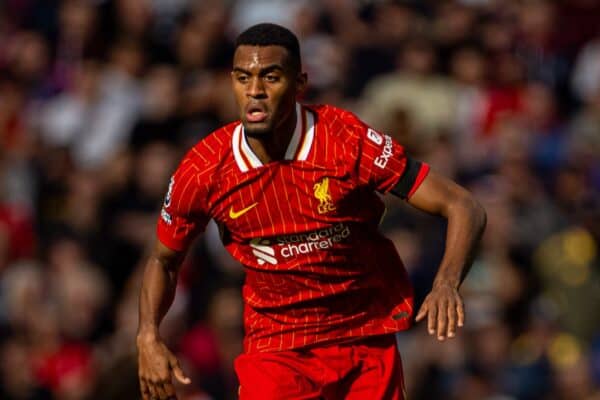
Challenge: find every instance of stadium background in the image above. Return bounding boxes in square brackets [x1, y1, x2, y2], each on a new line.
[0, 0, 599, 399]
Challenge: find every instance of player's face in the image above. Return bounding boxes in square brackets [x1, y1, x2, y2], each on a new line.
[232, 45, 306, 137]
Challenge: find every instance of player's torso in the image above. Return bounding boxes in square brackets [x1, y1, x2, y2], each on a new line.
[215, 161, 372, 266]
[205, 106, 386, 273]
[187, 105, 414, 351]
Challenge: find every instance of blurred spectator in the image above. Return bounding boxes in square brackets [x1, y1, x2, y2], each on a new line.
[572, 37, 600, 104]
[50, 0, 100, 94]
[129, 65, 182, 148]
[359, 36, 457, 151]
[71, 38, 143, 169]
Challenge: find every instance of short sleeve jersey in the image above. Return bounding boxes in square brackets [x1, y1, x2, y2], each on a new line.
[157, 104, 430, 353]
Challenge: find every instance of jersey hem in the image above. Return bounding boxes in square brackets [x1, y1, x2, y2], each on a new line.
[242, 318, 412, 354]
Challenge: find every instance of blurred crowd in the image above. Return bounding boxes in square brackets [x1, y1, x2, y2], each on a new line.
[0, 0, 599, 399]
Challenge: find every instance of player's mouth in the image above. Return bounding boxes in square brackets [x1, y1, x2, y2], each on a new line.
[246, 105, 268, 123]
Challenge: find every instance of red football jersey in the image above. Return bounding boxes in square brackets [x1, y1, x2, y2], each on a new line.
[157, 104, 430, 353]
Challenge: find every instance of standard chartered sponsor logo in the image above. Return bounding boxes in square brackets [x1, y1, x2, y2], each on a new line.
[249, 223, 351, 265]
[374, 135, 393, 169]
[279, 224, 351, 257]
[250, 238, 277, 265]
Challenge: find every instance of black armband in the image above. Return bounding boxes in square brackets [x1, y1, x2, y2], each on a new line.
[390, 157, 422, 199]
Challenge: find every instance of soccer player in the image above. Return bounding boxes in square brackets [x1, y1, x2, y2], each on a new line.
[137, 23, 486, 400]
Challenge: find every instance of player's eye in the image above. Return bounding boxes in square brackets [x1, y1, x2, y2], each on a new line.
[237, 75, 249, 83]
[265, 75, 280, 82]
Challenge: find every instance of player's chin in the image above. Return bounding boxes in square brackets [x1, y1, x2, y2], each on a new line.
[243, 121, 272, 137]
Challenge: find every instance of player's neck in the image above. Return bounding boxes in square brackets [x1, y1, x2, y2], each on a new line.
[246, 110, 297, 164]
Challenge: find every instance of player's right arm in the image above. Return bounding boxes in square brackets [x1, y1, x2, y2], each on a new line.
[137, 240, 190, 400]
[137, 153, 211, 400]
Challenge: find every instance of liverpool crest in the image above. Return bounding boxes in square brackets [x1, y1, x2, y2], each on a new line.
[313, 177, 336, 214]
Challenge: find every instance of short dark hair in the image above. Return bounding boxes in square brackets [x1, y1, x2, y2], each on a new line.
[234, 23, 301, 72]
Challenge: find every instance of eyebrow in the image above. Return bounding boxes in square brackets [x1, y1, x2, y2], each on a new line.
[232, 64, 285, 75]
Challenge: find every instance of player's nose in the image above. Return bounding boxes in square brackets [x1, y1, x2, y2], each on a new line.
[247, 77, 266, 98]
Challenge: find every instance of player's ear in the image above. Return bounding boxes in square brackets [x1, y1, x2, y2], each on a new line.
[296, 72, 308, 93]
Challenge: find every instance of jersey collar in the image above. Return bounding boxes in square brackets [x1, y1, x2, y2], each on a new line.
[232, 103, 315, 172]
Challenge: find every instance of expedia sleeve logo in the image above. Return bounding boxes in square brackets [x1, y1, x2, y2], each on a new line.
[366, 128, 393, 169]
[374, 135, 393, 169]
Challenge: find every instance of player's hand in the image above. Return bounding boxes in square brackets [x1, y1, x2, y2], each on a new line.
[415, 282, 465, 341]
[137, 334, 191, 400]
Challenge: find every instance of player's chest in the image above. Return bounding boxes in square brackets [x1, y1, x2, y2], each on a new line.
[209, 161, 358, 238]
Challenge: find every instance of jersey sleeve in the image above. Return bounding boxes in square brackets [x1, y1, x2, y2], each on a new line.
[156, 156, 210, 251]
[353, 118, 430, 199]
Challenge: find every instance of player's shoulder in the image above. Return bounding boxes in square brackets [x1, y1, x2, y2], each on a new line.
[306, 103, 367, 140]
[179, 121, 239, 174]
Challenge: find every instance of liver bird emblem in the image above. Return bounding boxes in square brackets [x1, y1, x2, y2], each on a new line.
[313, 177, 336, 214]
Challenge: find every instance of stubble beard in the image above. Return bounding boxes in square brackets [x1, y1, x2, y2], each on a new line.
[244, 122, 273, 138]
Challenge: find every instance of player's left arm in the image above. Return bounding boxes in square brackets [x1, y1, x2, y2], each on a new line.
[407, 170, 487, 341]
[345, 111, 485, 340]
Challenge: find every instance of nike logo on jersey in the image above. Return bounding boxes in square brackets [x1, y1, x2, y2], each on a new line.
[229, 202, 258, 219]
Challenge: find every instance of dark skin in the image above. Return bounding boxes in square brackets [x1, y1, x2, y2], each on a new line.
[409, 172, 486, 339]
[137, 44, 486, 399]
[230, 45, 307, 163]
[137, 242, 189, 400]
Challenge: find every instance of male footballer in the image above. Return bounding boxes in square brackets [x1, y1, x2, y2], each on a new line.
[137, 23, 486, 400]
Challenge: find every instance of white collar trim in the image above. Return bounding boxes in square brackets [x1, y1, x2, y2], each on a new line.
[232, 103, 315, 172]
